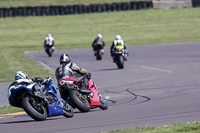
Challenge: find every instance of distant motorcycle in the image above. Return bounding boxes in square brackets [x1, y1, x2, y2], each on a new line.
[112, 47, 126, 69]
[58, 76, 108, 112]
[94, 44, 104, 60]
[45, 42, 54, 57]
[8, 77, 74, 121]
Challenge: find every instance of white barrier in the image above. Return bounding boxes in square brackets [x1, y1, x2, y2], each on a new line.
[152, 0, 192, 9]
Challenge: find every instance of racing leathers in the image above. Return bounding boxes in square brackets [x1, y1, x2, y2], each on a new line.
[92, 38, 105, 55]
[55, 62, 91, 95]
[110, 39, 128, 60]
[44, 36, 54, 51]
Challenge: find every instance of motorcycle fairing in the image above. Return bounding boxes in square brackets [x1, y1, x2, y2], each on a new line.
[9, 84, 34, 98]
[47, 100, 64, 116]
[47, 81, 64, 116]
[59, 77, 78, 84]
[88, 79, 100, 106]
[115, 45, 124, 49]
[47, 81, 60, 95]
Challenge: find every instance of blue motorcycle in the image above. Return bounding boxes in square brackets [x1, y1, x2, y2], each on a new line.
[8, 77, 74, 121]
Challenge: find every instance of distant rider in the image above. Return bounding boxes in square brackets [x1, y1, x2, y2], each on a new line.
[8, 71, 48, 107]
[55, 54, 91, 97]
[110, 35, 128, 60]
[44, 33, 55, 51]
[92, 34, 105, 55]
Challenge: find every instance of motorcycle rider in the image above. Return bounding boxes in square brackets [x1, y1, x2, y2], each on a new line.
[55, 54, 91, 97]
[8, 71, 48, 107]
[44, 33, 55, 51]
[92, 34, 105, 55]
[110, 35, 128, 61]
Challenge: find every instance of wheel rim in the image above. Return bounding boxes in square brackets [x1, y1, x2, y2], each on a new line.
[75, 91, 90, 107]
[28, 97, 46, 115]
[63, 103, 72, 112]
[99, 96, 106, 104]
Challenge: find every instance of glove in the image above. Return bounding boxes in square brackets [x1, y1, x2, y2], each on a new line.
[43, 77, 52, 84]
[87, 73, 92, 79]
[46, 77, 52, 82]
[124, 50, 129, 56]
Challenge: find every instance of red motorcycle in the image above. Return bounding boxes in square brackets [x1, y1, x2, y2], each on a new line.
[58, 76, 108, 112]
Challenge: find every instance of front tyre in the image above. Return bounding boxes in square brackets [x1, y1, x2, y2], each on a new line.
[21, 96, 47, 121]
[62, 102, 74, 118]
[69, 90, 90, 112]
[99, 95, 108, 110]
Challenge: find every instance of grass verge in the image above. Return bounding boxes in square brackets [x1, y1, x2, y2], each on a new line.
[102, 122, 200, 133]
[0, 106, 23, 115]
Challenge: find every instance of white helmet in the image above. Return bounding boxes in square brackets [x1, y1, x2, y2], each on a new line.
[47, 34, 52, 37]
[15, 71, 28, 80]
[115, 35, 121, 40]
[97, 34, 102, 38]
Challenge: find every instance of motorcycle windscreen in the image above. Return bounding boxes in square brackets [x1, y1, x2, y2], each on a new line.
[48, 102, 64, 116]
[90, 87, 100, 106]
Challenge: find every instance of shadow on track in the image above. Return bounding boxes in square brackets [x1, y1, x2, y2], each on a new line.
[0, 119, 37, 125]
[0, 117, 62, 125]
[73, 108, 109, 114]
[93, 68, 119, 71]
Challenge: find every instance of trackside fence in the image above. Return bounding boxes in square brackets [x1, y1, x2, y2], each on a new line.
[0, 1, 153, 18]
[0, 0, 200, 18]
[192, 0, 200, 7]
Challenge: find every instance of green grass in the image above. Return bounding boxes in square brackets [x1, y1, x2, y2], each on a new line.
[0, 8, 200, 82]
[0, 0, 150, 8]
[0, 106, 23, 115]
[102, 122, 200, 133]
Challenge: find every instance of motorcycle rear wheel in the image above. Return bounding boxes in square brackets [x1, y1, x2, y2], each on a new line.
[96, 49, 102, 60]
[69, 90, 90, 112]
[117, 55, 124, 69]
[46, 48, 53, 57]
[21, 96, 47, 121]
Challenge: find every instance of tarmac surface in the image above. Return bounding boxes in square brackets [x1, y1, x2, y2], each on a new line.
[1, 42, 200, 133]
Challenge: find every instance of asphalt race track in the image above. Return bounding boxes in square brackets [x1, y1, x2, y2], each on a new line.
[1, 42, 200, 133]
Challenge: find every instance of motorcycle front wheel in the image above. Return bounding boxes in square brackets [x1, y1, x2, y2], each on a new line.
[21, 96, 47, 121]
[62, 101, 74, 118]
[99, 95, 108, 110]
[69, 90, 90, 112]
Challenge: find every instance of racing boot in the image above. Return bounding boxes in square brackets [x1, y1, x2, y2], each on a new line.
[52, 46, 55, 52]
[79, 83, 92, 94]
[124, 55, 127, 61]
[124, 50, 128, 61]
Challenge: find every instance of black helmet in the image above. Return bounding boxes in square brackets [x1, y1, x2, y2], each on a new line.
[59, 54, 71, 64]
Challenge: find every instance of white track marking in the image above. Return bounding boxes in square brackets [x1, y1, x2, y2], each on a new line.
[140, 66, 172, 74]
[37, 61, 54, 72]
